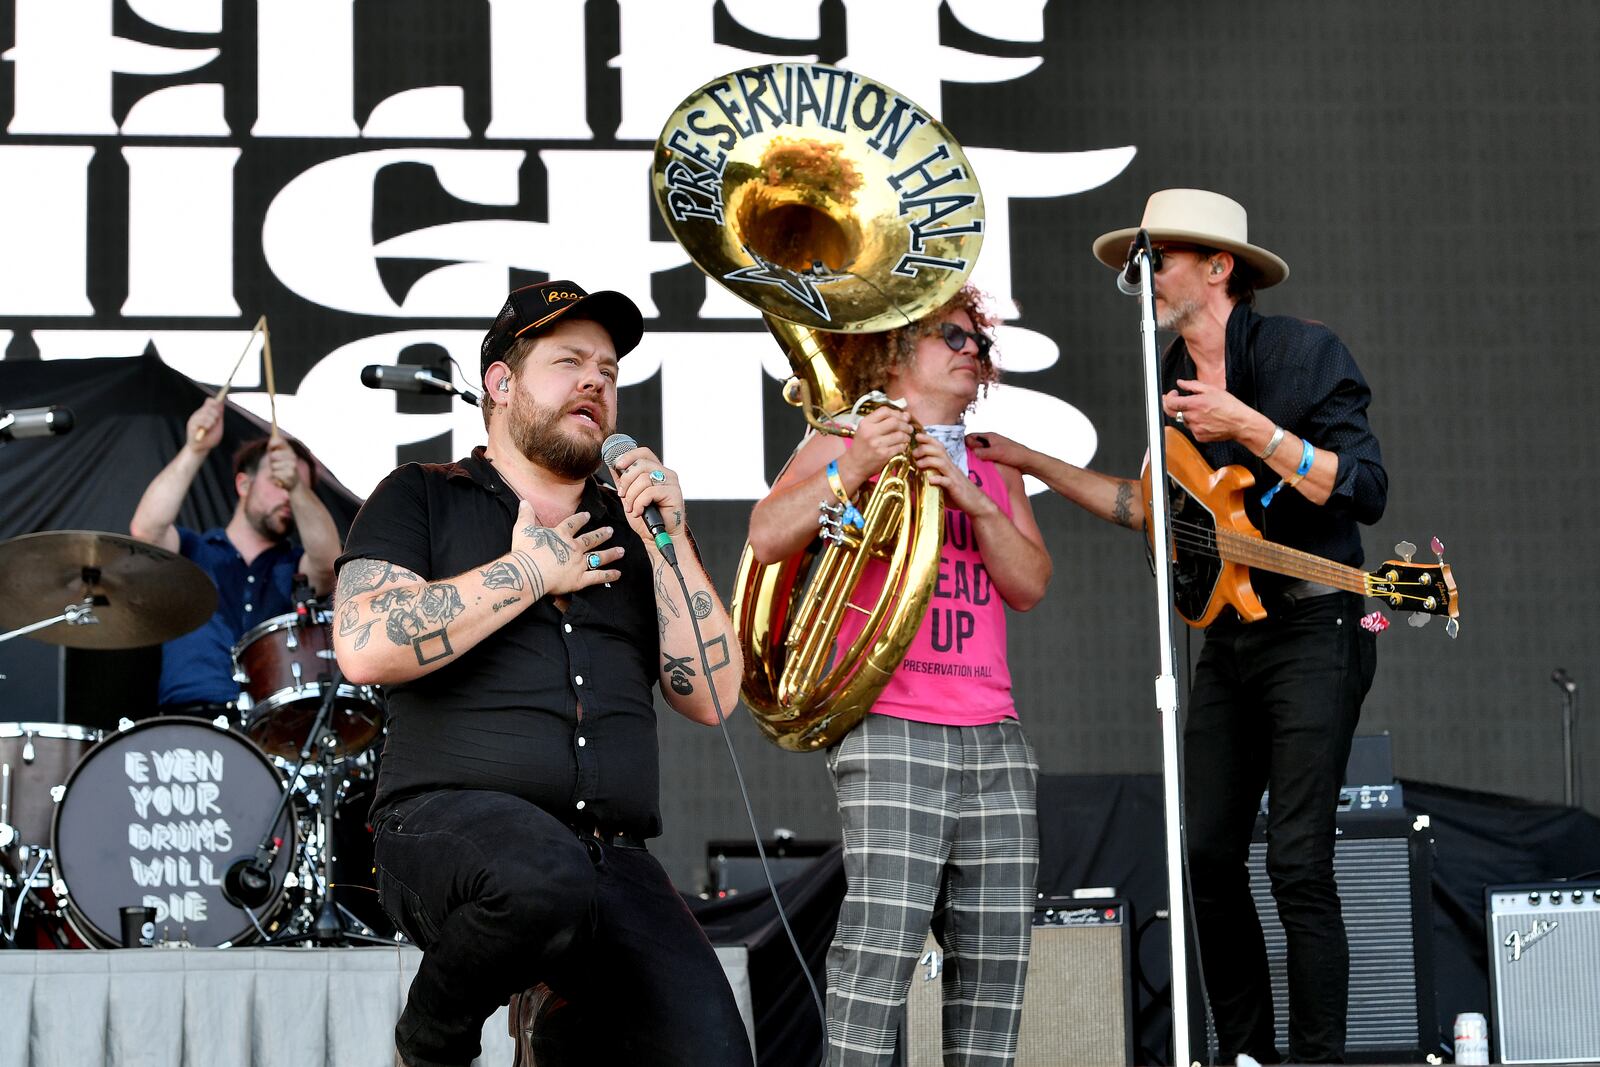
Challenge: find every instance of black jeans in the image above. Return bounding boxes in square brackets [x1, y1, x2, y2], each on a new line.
[373, 788, 753, 1067]
[1184, 592, 1377, 1064]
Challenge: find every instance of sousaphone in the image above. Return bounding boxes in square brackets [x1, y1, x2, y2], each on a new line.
[651, 64, 985, 751]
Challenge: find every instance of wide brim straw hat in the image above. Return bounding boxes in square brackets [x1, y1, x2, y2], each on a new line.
[1092, 188, 1289, 288]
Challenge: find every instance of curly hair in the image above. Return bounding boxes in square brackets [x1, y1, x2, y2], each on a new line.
[827, 285, 1001, 405]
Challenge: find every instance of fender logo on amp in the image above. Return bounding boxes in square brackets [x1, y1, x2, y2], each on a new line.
[1504, 918, 1558, 962]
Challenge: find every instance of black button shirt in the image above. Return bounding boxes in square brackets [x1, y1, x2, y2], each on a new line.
[337, 448, 661, 834]
[1161, 303, 1387, 600]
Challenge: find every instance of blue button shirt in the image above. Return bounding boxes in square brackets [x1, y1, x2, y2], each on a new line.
[157, 527, 304, 706]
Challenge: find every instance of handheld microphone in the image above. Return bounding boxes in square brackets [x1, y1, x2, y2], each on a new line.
[1552, 668, 1577, 693]
[601, 433, 677, 566]
[0, 405, 75, 442]
[360, 364, 456, 395]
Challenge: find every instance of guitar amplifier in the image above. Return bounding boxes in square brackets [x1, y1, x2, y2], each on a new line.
[703, 837, 834, 896]
[1486, 881, 1600, 1064]
[1200, 812, 1436, 1064]
[903, 898, 1132, 1066]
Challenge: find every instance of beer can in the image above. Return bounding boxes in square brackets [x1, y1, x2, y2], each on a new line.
[1454, 1012, 1489, 1065]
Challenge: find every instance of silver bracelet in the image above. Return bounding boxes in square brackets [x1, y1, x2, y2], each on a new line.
[1258, 425, 1286, 460]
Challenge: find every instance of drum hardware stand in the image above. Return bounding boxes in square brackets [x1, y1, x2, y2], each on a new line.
[0, 849, 68, 949]
[231, 659, 389, 946]
[0, 597, 99, 646]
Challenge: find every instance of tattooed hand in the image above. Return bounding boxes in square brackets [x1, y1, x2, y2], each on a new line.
[609, 444, 687, 545]
[509, 500, 624, 599]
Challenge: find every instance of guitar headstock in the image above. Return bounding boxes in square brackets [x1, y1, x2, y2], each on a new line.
[1365, 538, 1460, 638]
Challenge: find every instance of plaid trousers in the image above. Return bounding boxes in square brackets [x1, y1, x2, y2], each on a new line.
[825, 714, 1039, 1067]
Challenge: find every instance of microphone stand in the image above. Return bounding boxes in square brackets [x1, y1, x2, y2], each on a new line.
[237, 655, 390, 946]
[224, 681, 334, 919]
[1554, 670, 1581, 808]
[1123, 230, 1194, 1064]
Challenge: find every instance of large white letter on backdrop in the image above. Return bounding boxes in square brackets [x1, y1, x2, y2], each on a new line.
[262, 149, 526, 317]
[5, 0, 223, 136]
[839, 0, 1045, 118]
[252, 0, 358, 137]
[122, 147, 242, 317]
[612, 0, 820, 141]
[0, 146, 95, 315]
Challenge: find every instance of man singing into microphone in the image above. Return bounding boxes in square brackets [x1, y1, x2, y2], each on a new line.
[332, 280, 752, 1067]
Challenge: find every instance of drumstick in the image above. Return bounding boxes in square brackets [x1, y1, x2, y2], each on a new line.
[260, 317, 278, 441]
[194, 316, 267, 443]
[257, 318, 291, 488]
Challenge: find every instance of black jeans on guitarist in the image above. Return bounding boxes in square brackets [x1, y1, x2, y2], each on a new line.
[1184, 591, 1377, 1064]
[374, 788, 753, 1067]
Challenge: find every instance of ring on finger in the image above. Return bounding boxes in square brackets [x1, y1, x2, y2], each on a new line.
[586, 552, 603, 571]
[649, 469, 666, 484]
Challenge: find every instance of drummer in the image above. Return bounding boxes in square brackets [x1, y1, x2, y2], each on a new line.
[129, 397, 342, 717]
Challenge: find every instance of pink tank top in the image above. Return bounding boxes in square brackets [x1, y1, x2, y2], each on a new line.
[832, 451, 1017, 727]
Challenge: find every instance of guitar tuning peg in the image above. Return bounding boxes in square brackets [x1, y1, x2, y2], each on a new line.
[1445, 618, 1460, 640]
[1431, 535, 1445, 561]
[1407, 611, 1432, 628]
[1395, 540, 1416, 563]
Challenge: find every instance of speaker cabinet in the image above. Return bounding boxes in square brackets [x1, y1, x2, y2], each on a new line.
[904, 899, 1132, 1066]
[1201, 812, 1436, 1063]
[1487, 881, 1600, 1064]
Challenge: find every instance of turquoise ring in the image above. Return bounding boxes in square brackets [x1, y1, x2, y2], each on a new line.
[649, 469, 666, 484]
[586, 552, 603, 570]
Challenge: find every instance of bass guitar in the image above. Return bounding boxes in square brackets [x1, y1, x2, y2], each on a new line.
[1142, 428, 1460, 635]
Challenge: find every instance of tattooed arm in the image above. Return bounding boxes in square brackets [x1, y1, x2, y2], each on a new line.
[647, 543, 742, 726]
[965, 432, 1147, 532]
[609, 445, 742, 726]
[332, 503, 623, 685]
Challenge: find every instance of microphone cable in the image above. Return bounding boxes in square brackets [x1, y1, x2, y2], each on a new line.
[661, 549, 830, 1060]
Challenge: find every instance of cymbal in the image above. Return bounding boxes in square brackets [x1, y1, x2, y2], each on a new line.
[0, 530, 217, 649]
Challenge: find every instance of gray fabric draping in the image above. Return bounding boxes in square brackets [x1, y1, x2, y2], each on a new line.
[0, 944, 752, 1066]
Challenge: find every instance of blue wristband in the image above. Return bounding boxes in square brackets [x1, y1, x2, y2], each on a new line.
[824, 458, 864, 529]
[1295, 437, 1315, 476]
[1260, 438, 1315, 508]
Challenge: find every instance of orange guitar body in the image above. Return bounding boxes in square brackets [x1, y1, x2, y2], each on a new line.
[1143, 427, 1268, 628]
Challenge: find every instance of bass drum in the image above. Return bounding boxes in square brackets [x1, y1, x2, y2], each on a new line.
[51, 717, 297, 947]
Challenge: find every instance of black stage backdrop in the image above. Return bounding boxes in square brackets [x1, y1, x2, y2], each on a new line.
[1, 2, 1597, 898]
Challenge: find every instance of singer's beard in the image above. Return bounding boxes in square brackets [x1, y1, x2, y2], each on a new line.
[508, 397, 607, 480]
[1156, 294, 1203, 333]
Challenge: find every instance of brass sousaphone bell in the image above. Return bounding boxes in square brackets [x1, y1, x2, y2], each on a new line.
[651, 64, 985, 751]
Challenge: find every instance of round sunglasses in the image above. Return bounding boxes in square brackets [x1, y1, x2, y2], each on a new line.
[937, 320, 993, 358]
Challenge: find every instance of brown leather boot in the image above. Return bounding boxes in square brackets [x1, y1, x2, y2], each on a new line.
[508, 983, 568, 1067]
